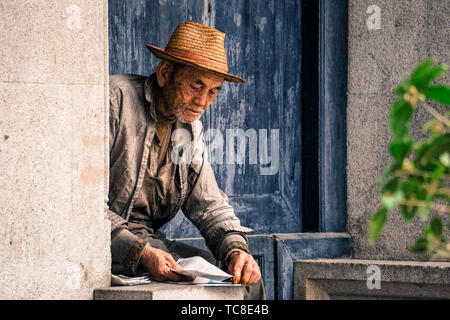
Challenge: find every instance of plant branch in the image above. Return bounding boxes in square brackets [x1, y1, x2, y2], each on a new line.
[421, 101, 450, 127]
[397, 198, 449, 215]
[437, 188, 450, 198]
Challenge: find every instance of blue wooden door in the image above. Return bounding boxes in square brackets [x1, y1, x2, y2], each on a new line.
[109, 0, 302, 237]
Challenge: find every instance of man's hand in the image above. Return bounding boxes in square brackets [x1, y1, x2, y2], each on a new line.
[139, 244, 184, 282]
[227, 250, 261, 286]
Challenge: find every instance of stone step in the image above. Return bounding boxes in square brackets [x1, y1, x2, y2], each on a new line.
[94, 283, 245, 300]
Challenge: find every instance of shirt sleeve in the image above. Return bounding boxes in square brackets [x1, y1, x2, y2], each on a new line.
[110, 227, 147, 276]
[219, 233, 251, 263]
[107, 85, 147, 276]
[181, 160, 253, 262]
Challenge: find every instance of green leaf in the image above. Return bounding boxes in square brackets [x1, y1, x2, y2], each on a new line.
[410, 59, 435, 82]
[382, 190, 404, 211]
[439, 152, 450, 167]
[389, 99, 414, 140]
[423, 119, 444, 137]
[389, 139, 413, 161]
[401, 178, 422, 194]
[381, 177, 401, 194]
[415, 186, 428, 201]
[418, 203, 431, 221]
[430, 217, 443, 237]
[413, 65, 448, 92]
[369, 207, 388, 244]
[410, 237, 428, 252]
[416, 134, 450, 168]
[431, 164, 446, 183]
[398, 179, 425, 223]
[425, 85, 450, 105]
[432, 191, 449, 202]
[400, 204, 417, 223]
[377, 160, 402, 187]
[395, 76, 411, 95]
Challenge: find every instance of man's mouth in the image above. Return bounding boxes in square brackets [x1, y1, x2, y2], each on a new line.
[186, 107, 202, 116]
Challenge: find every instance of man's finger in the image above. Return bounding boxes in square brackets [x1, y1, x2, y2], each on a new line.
[165, 270, 183, 282]
[248, 268, 261, 286]
[168, 259, 183, 271]
[240, 263, 253, 286]
[159, 264, 183, 282]
[231, 262, 240, 284]
[231, 260, 244, 284]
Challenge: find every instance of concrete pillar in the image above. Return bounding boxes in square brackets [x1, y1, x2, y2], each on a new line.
[0, 0, 110, 299]
[346, 0, 449, 260]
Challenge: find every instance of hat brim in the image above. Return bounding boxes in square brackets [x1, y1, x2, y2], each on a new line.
[145, 44, 245, 83]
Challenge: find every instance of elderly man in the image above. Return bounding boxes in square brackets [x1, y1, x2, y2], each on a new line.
[107, 21, 265, 299]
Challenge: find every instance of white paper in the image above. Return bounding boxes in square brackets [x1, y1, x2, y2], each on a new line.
[111, 273, 152, 286]
[111, 256, 235, 286]
[175, 256, 233, 282]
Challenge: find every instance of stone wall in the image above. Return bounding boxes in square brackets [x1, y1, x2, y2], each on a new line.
[294, 259, 450, 300]
[0, 0, 111, 299]
[347, 0, 449, 260]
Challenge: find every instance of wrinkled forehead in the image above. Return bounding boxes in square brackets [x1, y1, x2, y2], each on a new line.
[172, 64, 225, 88]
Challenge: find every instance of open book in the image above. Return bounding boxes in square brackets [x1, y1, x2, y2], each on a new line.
[111, 256, 235, 286]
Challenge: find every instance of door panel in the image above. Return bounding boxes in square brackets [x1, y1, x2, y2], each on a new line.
[108, 0, 302, 237]
[108, 0, 205, 76]
[210, 0, 302, 236]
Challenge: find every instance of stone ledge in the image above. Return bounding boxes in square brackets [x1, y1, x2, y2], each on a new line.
[94, 283, 245, 300]
[294, 259, 450, 300]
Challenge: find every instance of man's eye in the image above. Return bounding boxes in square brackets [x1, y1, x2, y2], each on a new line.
[190, 85, 201, 90]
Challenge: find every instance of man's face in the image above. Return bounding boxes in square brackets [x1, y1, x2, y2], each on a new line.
[159, 64, 224, 123]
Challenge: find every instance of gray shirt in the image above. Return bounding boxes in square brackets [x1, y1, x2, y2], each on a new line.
[107, 74, 252, 275]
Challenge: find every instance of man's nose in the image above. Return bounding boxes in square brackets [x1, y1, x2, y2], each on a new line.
[193, 89, 209, 109]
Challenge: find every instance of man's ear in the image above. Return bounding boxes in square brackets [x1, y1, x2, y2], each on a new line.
[156, 60, 173, 88]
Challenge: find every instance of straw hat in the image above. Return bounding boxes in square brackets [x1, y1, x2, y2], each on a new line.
[146, 21, 244, 83]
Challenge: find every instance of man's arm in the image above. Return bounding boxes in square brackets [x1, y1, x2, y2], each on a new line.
[181, 159, 261, 285]
[107, 85, 149, 276]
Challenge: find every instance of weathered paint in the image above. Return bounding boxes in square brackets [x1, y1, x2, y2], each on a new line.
[210, 0, 302, 236]
[108, 0, 206, 76]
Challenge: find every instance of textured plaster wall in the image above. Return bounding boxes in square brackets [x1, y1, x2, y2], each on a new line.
[0, 1, 111, 299]
[347, 0, 449, 260]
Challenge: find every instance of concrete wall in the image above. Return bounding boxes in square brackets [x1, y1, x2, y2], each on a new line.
[347, 0, 449, 260]
[0, 1, 111, 299]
